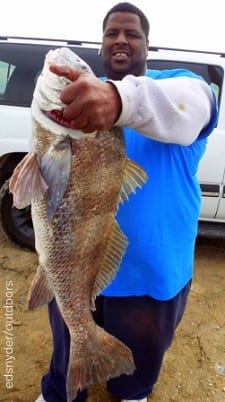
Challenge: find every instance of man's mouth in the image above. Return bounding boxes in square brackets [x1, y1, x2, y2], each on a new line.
[112, 52, 129, 61]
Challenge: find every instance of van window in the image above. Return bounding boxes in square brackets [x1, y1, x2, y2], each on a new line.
[0, 42, 103, 107]
[0, 61, 15, 95]
[147, 59, 224, 107]
[0, 44, 43, 106]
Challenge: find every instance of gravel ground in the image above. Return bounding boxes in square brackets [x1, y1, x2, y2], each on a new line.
[0, 230, 225, 402]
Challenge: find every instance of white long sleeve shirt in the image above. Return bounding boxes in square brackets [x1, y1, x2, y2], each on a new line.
[109, 74, 215, 145]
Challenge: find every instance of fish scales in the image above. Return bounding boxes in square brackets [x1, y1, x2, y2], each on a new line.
[9, 47, 147, 402]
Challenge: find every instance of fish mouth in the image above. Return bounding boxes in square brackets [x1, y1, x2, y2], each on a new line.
[31, 99, 96, 140]
[43, 109, 73, 128]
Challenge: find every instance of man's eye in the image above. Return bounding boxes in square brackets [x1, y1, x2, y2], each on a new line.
[128, 32, 141, 38]
[104, 31, 116, 38]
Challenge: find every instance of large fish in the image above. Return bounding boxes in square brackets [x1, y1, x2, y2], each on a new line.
[9, 47, 147, 402]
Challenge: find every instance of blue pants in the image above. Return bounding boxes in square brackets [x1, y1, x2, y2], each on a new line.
[41, 281, 191, 401]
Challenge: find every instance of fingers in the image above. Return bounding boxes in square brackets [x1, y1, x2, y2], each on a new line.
[65, 106, 103, 133]
[48, 63, 101, 133]
[47, 63, 119, 133]
[49, 63, 92, 106]
[49, 63, 81, 82]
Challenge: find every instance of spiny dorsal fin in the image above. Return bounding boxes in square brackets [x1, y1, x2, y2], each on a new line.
[119, 158, 148, 204]
[91, 220, 128, 310]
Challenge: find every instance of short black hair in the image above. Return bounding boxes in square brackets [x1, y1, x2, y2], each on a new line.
[102, 2, 150, 39]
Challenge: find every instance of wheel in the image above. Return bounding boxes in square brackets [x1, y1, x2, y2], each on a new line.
[0, 180, 35, 250]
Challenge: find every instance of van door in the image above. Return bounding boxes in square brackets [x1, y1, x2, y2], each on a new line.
[148, 56, 225, 221]
[197, 127, 225, 220]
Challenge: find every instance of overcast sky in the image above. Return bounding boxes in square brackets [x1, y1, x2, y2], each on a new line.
[1, 0, 225, 53]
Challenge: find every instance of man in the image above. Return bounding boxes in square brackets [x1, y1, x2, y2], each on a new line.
[35, 2, 217, 402]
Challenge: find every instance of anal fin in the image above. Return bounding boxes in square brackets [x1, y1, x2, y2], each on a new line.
[28, 265, 54, 310]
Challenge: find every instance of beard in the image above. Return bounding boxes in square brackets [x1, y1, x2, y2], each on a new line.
[102, 58, 147, 80]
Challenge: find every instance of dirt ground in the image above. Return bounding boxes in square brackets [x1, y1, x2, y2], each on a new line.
[0, 228, 225, 402]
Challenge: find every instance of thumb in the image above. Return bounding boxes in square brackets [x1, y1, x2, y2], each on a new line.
[49, 63, 82, 82]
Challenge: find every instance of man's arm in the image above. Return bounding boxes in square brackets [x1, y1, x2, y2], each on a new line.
[50, 64, 216, 144]
[109, 75, 216, 145]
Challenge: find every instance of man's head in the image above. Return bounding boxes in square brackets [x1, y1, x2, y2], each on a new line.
[101, 2, 150, 79]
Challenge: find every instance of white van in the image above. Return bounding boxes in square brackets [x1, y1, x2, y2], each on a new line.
[0, 37, 225, 248]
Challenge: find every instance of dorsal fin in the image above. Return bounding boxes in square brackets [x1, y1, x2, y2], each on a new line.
[119, 158, 148, 204]
[91, 220, 128, 310]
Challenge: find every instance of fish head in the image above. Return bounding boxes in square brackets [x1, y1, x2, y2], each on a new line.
[31, 47, 96, 139]
[46, 47, 93, 74]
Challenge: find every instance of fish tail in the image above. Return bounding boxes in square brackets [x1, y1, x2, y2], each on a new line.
[66, 325, 135, 402]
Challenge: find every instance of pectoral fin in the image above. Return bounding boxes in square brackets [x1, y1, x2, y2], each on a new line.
[40, 137, 72, 220]
[9, 153, 48, 209]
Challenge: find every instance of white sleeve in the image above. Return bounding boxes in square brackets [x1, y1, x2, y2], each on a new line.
[107, 75, 215, 145]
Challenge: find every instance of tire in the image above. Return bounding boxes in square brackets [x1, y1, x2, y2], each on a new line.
[0, 180, 35, 250]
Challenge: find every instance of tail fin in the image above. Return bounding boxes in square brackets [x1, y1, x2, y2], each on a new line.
[66, 324, 135, 402]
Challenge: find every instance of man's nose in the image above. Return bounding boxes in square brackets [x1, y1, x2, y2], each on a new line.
[115, 32, 128, 44]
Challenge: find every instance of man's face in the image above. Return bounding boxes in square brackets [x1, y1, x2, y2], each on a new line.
[101, 12, 148, 79]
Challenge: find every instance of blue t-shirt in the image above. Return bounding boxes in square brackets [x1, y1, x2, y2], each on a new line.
[102, 69, 218, 300]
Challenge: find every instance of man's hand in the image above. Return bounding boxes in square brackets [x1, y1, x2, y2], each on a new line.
[49, 64, 122, 133]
